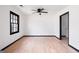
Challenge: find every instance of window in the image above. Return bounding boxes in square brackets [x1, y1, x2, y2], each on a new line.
[10, 11, 19, 35]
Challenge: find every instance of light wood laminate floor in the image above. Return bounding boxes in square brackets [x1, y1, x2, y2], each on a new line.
[4, 37, 77, 53]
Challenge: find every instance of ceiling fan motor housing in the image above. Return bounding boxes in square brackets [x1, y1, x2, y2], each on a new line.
[32, 8, 48, 15]
[37, 9, 41, 12]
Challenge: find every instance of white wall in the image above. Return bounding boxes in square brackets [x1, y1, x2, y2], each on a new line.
[53, 7, 69, 37]
[0, 5, 25, 50]
[69, 6, 79, 50]
[0, 5, 79, 51]
[23, 6, 69, 38]
[53, 6, 79, 50]
[24, 13, 56, 36]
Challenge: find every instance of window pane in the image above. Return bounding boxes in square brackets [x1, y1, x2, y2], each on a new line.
[14, 27, 15, 32]
[10, 11, 19, 35]
[12, 19, 15, 23]
[11, 19, 13, 23]
[15, 16, 17, 20]
[11, 27, 14, 32]
[14, 24, 17, 28]
[11, 24, 14, 28]
[15, 27, 17, 32]
[13, 15, 15, 19]
[15, 19, 17, 23]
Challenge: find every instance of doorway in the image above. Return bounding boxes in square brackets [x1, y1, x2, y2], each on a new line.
[60, 12, 69, 43]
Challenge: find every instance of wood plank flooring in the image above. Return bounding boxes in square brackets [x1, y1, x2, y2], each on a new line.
[4, 37, 77, 53]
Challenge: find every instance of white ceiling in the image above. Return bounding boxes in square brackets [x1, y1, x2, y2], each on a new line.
[18, 5, 68, 15]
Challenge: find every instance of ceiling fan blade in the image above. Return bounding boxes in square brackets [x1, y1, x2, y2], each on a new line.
[41, 8, 45, 10]
[39, 13, 41, 15]
[32, 12, 37, 14]
[42, 12, 48, 13]
[32, 10, 37, 11]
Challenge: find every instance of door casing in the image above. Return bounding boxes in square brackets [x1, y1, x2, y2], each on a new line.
[60, 12, 69, 40]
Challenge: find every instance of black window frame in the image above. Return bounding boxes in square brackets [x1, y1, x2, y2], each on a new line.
[10, 11, 19, 35]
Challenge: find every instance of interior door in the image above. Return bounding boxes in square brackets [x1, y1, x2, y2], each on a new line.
[60, 12, 69, 40]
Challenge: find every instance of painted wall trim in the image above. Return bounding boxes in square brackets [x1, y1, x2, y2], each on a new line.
[1, 35, 79, 52]
[1, 36, 24, 51]
[1, 35, 59, 51]
[68, 44, 79, 52]
[24, 35, 59, 39]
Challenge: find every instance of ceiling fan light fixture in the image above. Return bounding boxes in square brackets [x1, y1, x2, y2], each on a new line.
[32, 8, 48, 15]
[19, 5, 24, 7]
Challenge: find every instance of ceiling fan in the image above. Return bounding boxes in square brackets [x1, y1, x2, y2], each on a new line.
[32, 8, 48, 15]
